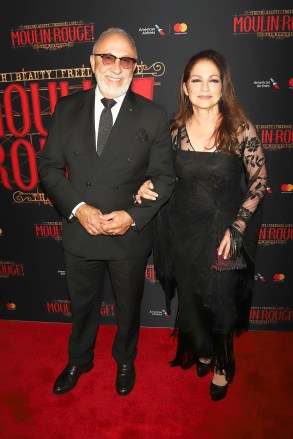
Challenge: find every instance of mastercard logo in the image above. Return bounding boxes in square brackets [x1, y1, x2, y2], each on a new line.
[174, 23, 188, 33]
[273, 274, 285, 281]
[6, 302, 16, 309]
[281, 184, 293, 192]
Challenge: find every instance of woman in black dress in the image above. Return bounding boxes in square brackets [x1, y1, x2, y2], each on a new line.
[136, 49, 267, 401]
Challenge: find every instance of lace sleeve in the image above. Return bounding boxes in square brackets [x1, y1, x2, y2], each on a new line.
[232, 123, 267, 235]
[171, 128, 180, 150]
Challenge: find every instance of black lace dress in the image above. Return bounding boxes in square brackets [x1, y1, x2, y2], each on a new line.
[154, 123, 267, 380]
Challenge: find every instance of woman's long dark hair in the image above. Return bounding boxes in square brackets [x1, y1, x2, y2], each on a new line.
[170, 49, 250, 153]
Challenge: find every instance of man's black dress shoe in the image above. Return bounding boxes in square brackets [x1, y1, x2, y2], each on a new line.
[210, 381, 229, 401]
[53, 361, 93, 395]
[195, 360, 211, 378]
[115, 363, 136, 396]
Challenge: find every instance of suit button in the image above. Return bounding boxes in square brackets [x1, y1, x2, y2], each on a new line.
[113, 186, 119, 191]
[86, 181, 92, 187]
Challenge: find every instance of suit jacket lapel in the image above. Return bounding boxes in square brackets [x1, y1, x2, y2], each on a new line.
[76, 87, 96, 156]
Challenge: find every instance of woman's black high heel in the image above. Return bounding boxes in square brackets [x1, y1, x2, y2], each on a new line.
[210, 381, 229, 401]
[195, 360, 211, 378]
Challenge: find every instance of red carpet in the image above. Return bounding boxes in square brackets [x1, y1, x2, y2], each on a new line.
[0, 320, 292, 439]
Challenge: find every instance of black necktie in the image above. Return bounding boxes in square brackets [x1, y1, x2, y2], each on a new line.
[96, 98, 117, 156]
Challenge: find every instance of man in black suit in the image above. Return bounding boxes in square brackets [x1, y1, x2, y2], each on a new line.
[38, 27, 175, 396]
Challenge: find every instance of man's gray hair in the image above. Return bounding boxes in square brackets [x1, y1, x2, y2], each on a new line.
[92, 28, 137, 57]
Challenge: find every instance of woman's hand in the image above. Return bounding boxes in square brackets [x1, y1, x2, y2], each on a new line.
[135, 179, 158, 204]
[217, 229, 231, 259]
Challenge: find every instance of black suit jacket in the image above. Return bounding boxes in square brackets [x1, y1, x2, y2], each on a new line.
[38, 87, 175, 259]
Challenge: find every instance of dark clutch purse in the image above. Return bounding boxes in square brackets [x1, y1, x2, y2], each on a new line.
[211, 251, 246, 271]
[211, 224, 247, 272]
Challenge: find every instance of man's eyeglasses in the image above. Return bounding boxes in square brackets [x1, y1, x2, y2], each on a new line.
[94, 53, 137, 69]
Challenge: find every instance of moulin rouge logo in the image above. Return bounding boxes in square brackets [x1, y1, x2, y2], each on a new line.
[233, 9, 293, 39]
[145, 264, 159, 284]
[47, 300, 72, 317]
[0, 65, 157, 193]
[0, 261, 24, 278]
[258, 224, 293, 245]
[35, 221, 62, 241]
[256, 125, 293, 150]
[100, 302, 116, 317]
[250, 306, 293, 324]
[46, 300, 115, 317]
[12, 191, 54, 205]
[11, 21, 95, 51]
[0, 72, 92, 193]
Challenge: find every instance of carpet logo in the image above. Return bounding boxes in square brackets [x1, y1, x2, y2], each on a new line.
[256, 124, 293, 150]
[11, 21, 95, 51]
[35, 222, 62, 240]
[250, 306, 293, 324]
[258, 224, 293, 245]
[0, 261, 24, 278]
[233, 9, 293, 39]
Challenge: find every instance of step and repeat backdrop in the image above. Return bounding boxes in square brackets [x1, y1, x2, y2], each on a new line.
[0, 1, 292, 330]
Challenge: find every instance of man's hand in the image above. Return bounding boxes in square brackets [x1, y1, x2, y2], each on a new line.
[75, 204, 108, 235]
[99, 210, 134, 235]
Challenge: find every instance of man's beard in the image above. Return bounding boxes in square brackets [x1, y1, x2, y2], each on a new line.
[96, 73, 132, 98]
